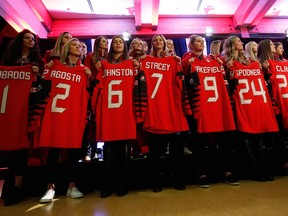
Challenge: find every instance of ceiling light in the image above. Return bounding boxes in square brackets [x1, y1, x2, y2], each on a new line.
[206, 27, 213, 36]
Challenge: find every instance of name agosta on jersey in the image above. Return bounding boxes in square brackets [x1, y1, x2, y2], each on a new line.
[43, 69, 81, 82]
[0, 69, 31, 80]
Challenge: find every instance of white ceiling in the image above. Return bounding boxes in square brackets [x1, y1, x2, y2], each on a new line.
[41, 0, 288, 18]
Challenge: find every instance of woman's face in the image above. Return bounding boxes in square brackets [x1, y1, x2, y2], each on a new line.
[275, 44, 284, 55]
[270, 41, 276, 53]
[152, 35, 165, 51]
[99, 37, 108, 49]
[191, 36, 204, 52]
[22, 33, 35, 49]
[132, 39, 143, 51]
[80, 42, 87, 56]
[142, 41, 148, 52]
[233, 37, 243, 51]
[167, 40, 173, 50]
[69, 40, 81, 57]
[112, 37, 124, 53]
[61, 33, 72, 45]
[251, 42, 258, 53]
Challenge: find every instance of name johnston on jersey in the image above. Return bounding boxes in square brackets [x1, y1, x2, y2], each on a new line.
[103, 68, 134, 77]
[0, 70, 31, 80]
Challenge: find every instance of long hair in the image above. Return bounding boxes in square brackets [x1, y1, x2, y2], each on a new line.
[274, 41, 285, 60]
[149, 34, 167, 57]
[188, 34, 202, 52]
[107, 35, 129, 63]
[1, 29, 43, 71]
[60, 38, 81, 64]
[128, 38, 144, 56]
[257, 39, 275, 64]
[210, 40, 221, 56]
[50, 31, 71, 57]
[223, 36, 250, 64]
[245, 41, 258, 61]
[92, 36, 108, 62]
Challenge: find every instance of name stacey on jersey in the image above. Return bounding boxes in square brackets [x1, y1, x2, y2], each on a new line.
[43, 69, 81, 82]
[145, 62, 171, 71]
[0, 70, 31, 80]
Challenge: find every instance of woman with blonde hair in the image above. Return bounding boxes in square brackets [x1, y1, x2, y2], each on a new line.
[43, 31, 72, 63]
[39, 38, 91, 203]
[245, 41, 258, 62]
[128, 37, 145, 60]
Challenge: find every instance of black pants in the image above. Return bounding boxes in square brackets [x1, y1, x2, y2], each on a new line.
[45, 148, 80, 184]
[102, 141, 130, 193]
[243, 133, 273, 179]
[188, 118, 236, 177]
[0, 149, 28, 176]
[148, 132, 185, 188]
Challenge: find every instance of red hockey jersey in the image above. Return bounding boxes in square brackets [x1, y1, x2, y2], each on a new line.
[38, 61, 89, 148]
[230, 61, 278, 133]
[139, 56, 189, 134]
[268, 60, 288, 128]
[191, 59, 236, 132]
[0, 65, 35, 150]
[93, 60, 137, 141]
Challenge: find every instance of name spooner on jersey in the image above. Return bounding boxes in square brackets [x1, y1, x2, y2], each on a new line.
[145, 62, 171, 71]
[195, 66, 224, 73]
[103, 68, 134, 77]
[50, 70, 81, 82]
[236, 69, 261, 76]
[0, 70, 31, 80]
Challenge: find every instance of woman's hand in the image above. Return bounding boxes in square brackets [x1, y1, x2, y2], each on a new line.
[44, 60, 54, 68]
[215, 57, 223, 65]
[84, 67, 92, 76]
[140, 55, 147, 60]
[174, 55, 181, 62]
[188, 57, 195, 64]
[95, 61, 102, 71]
[262, 60, 270, 69]
[226, 59, 234, 69]
[32, 66, 39, 73]
[132, 59, 140, 68]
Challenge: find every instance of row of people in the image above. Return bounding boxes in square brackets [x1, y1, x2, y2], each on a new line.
[1, 30, 288, 206]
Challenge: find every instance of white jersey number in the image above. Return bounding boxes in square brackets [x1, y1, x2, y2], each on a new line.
[151, 73, 163, 99]
[204, 76, 218, 102]
[238, 78, 267, 104]
[0, 85, 9, 113]
[276, 74, 288, 99]
[51, 83, 70, 113]
[108, 80, 123, 108]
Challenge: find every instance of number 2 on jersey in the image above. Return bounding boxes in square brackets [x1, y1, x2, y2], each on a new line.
[276, 74, 288, 98]
[51, 83, 70, 113]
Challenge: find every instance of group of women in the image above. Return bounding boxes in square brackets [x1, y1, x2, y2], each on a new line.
[0, 29, 288, 206]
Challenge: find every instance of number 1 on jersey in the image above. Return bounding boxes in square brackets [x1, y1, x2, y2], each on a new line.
[1, 85, 9, 114]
